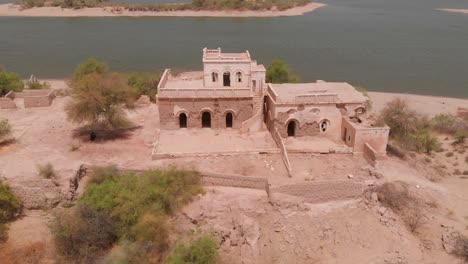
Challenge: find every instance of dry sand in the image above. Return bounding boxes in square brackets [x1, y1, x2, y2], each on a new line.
[368, 91, 468, 117]
[0, 3, 326, 17]
[437, 8, 468, 15]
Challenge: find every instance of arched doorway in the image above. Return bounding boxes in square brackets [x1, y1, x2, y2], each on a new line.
[223, 72, 231, 87]
[287, 121, 296, 137]
[226, 112, 233, 128]
[179, 113, 187, 128]
[202, 112, 211, 128]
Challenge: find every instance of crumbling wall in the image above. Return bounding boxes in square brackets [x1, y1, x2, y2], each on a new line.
[271, 128, 293, 177]
[201, 171, 269, 195]
[342, 117, 389, 154]
[22, 90, 55, 108]
[240, 105, 264, 133]
[158, 97, 254, 130]
[0, 91, 16, 109]
[272, 180, 364, 203]
[363, 143, 377, 167]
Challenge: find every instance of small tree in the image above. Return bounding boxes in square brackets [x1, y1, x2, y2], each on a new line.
[127, 72, 160, 101]
[266, 60, 299, 84]
[0, 119, 12, 142]
[66, 73, 135, 130]
[0, 69, 24, 96]
[72, 58, 108, 82]
[378, 98, 418, 138]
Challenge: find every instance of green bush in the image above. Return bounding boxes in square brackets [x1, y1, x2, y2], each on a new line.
[0, 69, 24, 96]
[72, 58, 109, 82]
[127, 72, 160, 101]
[0, 181, 22, 242]
[27, 80, 50, 90]
[80, 167, 202, 234]
[88, 165, 118, 184]
[409, 128, 441, 154]
[266, 59, 299, 84]
[167, 236, 218, 264]
[51, 205, 117, 260]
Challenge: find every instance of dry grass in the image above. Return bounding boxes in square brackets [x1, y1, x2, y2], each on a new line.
[37, 163, 57, 180]
[0, 241, 47, 264]
[376, 181, 426, 233]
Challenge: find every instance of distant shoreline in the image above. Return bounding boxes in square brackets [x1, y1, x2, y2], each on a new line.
[0, 2, 326, 17]
[437, 8, 468, 15]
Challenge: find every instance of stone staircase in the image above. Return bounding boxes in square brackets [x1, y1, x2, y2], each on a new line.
[252, 94, 263, 114]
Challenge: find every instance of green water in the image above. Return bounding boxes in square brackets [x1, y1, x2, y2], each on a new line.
[0, 0, 467, 97]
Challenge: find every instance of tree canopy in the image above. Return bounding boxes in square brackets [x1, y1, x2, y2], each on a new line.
[66, 72, 135, 129]
[72, 58, 109, 82]
[266, 60, 299, 84]
[0, 69, 24, 96]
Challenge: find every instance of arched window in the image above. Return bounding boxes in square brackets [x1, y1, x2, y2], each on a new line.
[211, 72, 218, 82]
[355, 107, 366, 115]
[202, 112, 211, 128]
[287, 121, 296, 137]
[179, 113, 187, 128]
[236, 72, 242, 83]
[223, 72, 231, 87]
[320, 119, 330, 132]
[226, 112, 233, 128]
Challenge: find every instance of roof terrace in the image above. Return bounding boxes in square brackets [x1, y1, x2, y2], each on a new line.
[202, 47, 251, 62]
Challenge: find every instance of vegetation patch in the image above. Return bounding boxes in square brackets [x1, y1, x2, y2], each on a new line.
[166, 236, 218, 264]
[0, 119, 12, 143]
[51, 166, 210, 263]
[377, 98, 441, 153]
[16, 0, 310, 11]
[37, 162, 57, 180]
[0, 68, 24, 96]
[0, 180, 22, 242]
[266, 59, 299, 84]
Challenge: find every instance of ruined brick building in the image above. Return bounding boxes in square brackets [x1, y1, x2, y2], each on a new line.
[157, 48, 389, 158]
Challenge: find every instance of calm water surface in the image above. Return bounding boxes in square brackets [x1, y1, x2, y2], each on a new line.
[0, 0, 467, 97]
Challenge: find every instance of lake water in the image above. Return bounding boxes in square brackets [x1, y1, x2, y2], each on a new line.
[0, 0, 467, 97]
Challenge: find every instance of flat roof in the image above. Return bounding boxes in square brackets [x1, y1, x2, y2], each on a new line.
[269, 81, 368, 104]
[203, 47, 251, 62]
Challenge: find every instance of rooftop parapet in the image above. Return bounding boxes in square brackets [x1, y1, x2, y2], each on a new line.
[202, 47, 251, 62]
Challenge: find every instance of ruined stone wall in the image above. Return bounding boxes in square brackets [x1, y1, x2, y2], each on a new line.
[0, 91, 17, 109]
[200, 172, 269, 194]
[363, 143, 377, 167]
[271, 180, 364, 203]
[158, 97, 254, 130]
[342, 118, 389, 154]
[272, 104, 343, 139]
[16, 89, 55, 108]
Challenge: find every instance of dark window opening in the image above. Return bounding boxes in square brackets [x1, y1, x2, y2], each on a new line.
[202, 112, 211, 128]
[226, 113, 233, 128]
[179, 113, 187, 128]
[320, 120, 328, 132]
[236, 72, 242, 83]
[223, 72, 231, 87]
[212, 72, 218, 82]
[287, 121, 296, 137]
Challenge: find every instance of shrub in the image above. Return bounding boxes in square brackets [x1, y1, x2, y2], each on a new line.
[376, 181, 425, 233]
[127, 72, 160, 101]
[266, 60, 299, 84]
[166, 236, 218, 264]
[409, 128, 441, 154]
[0, 181, 21, 242]
[432, 114, 457, 134]
[51, 205, 117, 260]
[37, 163, 57, 179]
[0, 69, 24, 96]
[27, 80, 50, 90]
[378, 98, 418, 138]
[72, 58, 108, 82]
[454, 130, 467, 145]
[0, 119, 12, 141]
[446, 152, 454, 157]
[80, 167, 202, 234]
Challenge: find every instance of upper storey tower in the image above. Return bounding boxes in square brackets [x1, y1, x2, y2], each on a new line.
[202, 48, 266, 93]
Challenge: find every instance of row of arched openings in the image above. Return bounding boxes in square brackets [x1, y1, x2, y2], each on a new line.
[179, 112, 233, 128]
[211, 72, 243, 87]
[287, 119, 330, 137]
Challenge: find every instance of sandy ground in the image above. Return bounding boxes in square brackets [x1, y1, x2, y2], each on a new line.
[368, 91, 468, 117]
[1, 79, 468, 263]
[437, 8, 468, 15]
[0, 3, 326, 17]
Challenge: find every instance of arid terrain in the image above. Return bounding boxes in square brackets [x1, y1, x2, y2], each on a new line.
[0, 80, 467, 263]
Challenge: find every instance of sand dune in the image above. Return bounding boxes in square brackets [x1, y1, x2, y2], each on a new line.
[0, 3, 326, 17]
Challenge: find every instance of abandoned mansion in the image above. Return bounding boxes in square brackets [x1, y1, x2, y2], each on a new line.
[157, 48, 389, 158]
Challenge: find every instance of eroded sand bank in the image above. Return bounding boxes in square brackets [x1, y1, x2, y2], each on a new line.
[0, 2, 326, 17]
[437, 8, 468, 15]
